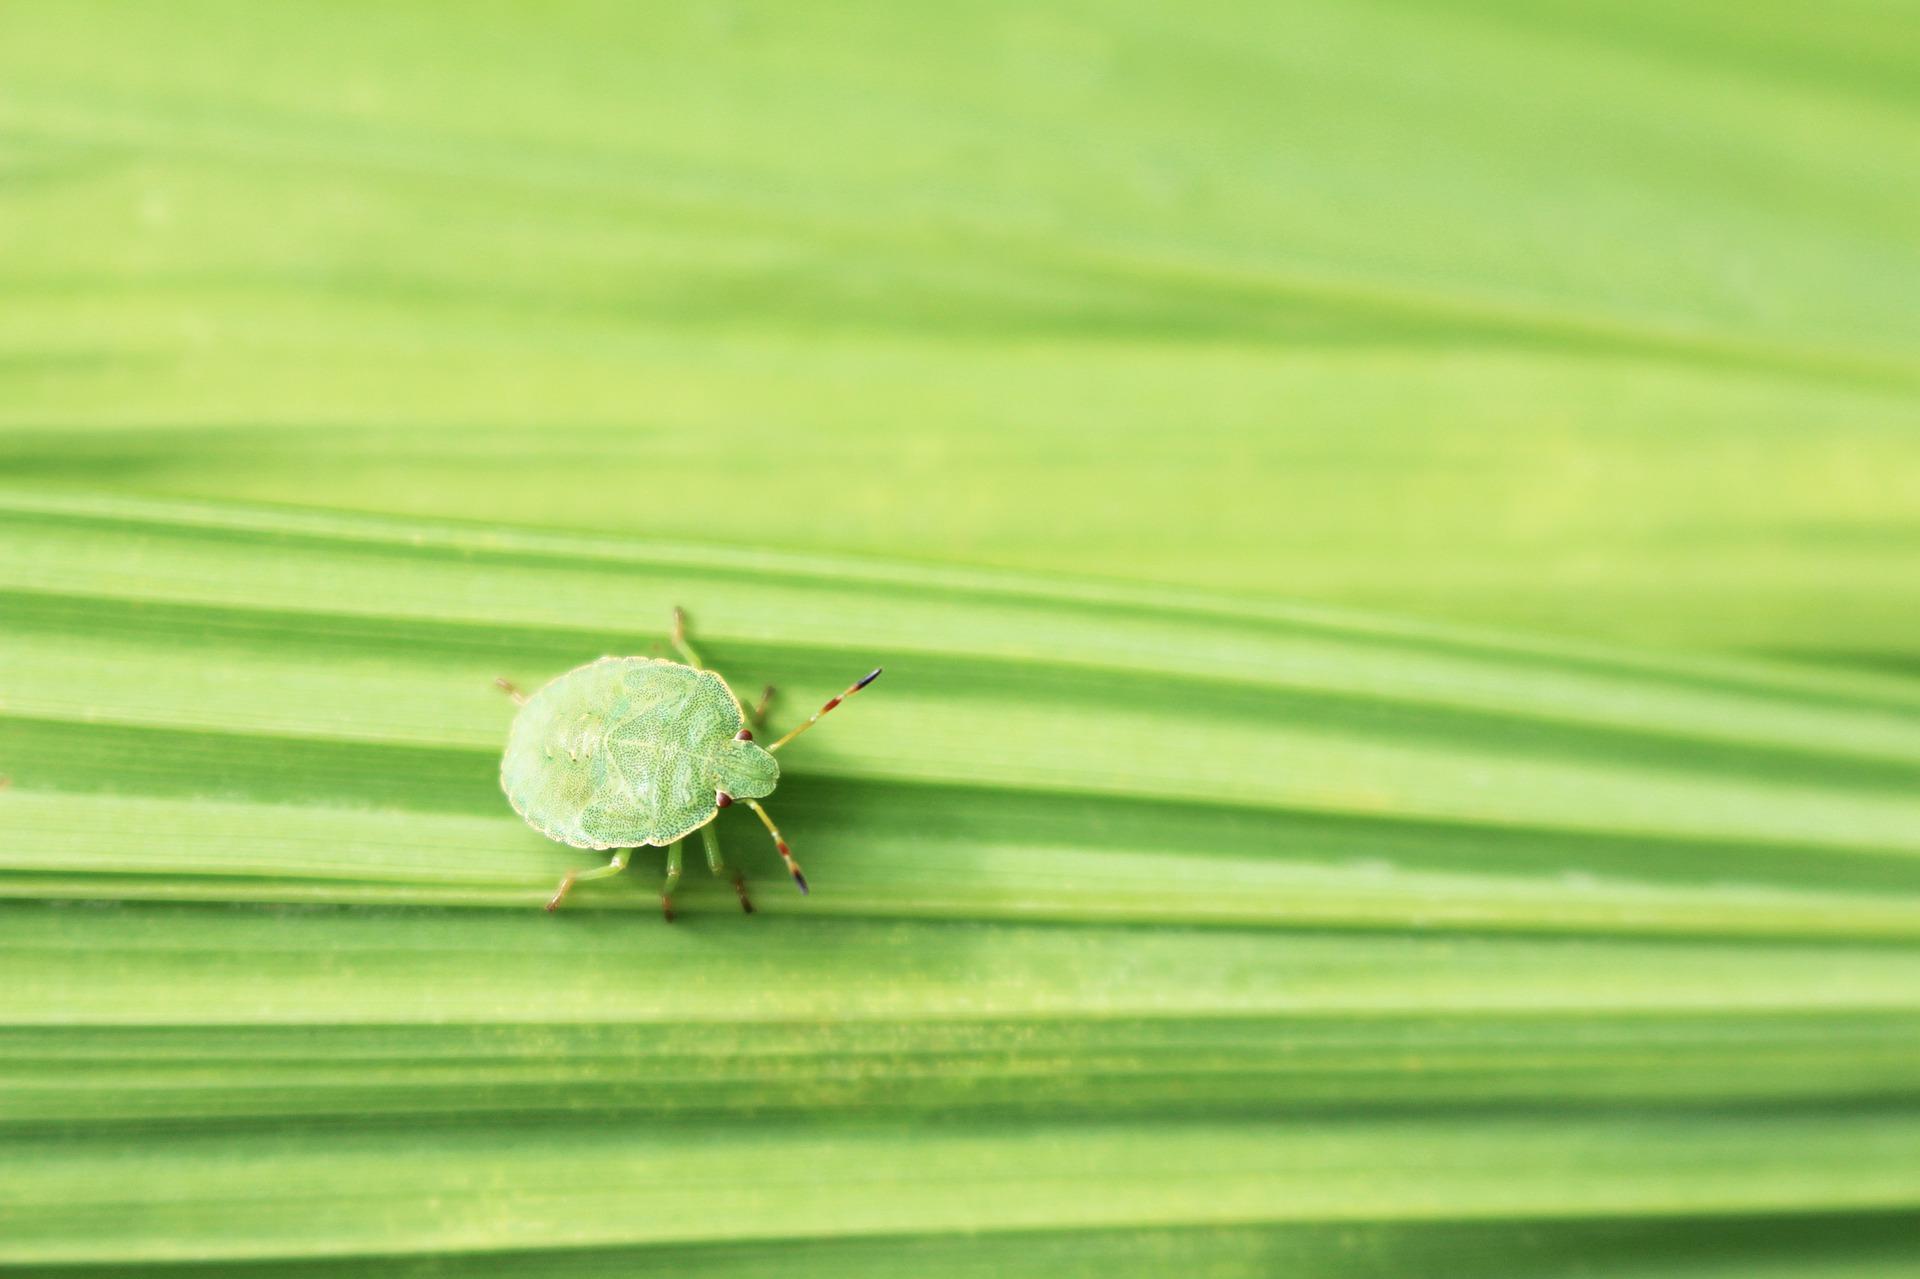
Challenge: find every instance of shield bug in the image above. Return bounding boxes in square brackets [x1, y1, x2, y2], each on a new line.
[498, 609, 881, 920]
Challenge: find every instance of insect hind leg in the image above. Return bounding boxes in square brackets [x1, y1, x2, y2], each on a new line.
[546, 847, 631, 912]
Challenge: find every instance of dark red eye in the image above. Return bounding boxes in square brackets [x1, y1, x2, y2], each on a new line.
[715, 791, 733, 807]
[736, 729, 753, 741]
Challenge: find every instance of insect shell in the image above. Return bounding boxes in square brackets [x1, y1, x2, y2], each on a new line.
[502, 657, 776, 852]
[499, 622, 880, 921]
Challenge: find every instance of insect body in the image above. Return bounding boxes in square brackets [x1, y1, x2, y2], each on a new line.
[498, 609, 880, 920]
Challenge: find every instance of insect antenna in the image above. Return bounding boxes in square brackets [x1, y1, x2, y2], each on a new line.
[766, 668, 882, 753]
[742, 798, 808, 894]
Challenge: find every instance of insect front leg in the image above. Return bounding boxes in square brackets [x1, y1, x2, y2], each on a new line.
[661, 839, 684, 923]
[545, 847, 631, 912]
[700, 823, 754, 914]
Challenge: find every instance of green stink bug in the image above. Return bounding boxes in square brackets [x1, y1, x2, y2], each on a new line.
[497, 609, 881, 920]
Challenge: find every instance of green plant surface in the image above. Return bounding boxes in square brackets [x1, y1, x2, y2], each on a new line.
[2, 0, 1917, 658]
[4, 1, 1919, 1273]
[4, 492, 1920, 1274]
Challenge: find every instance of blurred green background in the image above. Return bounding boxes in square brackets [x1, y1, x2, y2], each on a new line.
[5, 0, 1916, 659]
[4, 2, 1920, 1276]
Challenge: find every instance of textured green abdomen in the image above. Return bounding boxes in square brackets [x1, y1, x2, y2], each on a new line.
[501, 657, 778, 850]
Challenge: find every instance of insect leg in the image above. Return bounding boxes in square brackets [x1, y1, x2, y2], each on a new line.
[669, 607, 706, 668]
[700, 822, 754, 913]
[545, 847, 631, 912]
[494, 677, 528, 707]
[671, 606, 755, 721]
[748, 684, 776, 727]
[661, 839, 684, 923]
[766, 668, 883, 753]
[741, 798, 807, 895]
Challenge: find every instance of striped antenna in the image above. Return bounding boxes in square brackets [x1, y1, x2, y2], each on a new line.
[742, 798, 808, 894]
[766, 668, 883, 753]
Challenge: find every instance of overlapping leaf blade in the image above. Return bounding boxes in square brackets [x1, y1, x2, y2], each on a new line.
[3, 0, 1919, 1273]
[3, 493, 1919, 1273]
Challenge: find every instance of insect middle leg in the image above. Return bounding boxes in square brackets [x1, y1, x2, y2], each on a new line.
[670, 607, 706, 669]
[700, 823, 754, 913]
[545, 847, 631, 912]
[671, 606, 753, 722]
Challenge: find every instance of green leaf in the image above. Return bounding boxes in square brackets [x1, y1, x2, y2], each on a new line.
[3, 0, 1918, 656]
[4, 1, 1919, 1274]
[3, 492, 1920, 1272]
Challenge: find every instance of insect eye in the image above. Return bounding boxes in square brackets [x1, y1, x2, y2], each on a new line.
[736, 729, 753, 741]
[715, 790, 733, 807]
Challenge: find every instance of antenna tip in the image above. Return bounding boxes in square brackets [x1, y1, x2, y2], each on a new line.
[791, 869, 810, 895]
[856, 667, 883, 690]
